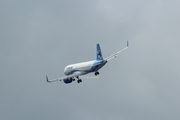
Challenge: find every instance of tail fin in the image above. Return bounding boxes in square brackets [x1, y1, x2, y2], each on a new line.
[96, 44, 104, 60]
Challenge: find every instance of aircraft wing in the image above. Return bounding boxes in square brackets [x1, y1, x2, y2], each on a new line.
[46, 71, 84, 83]
[105, 41, 128, 61]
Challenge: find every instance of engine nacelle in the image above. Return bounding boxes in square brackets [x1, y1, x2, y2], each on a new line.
[63, 78, 72, 84]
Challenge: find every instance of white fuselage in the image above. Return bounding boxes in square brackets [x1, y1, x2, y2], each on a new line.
[64, 60, 107, 76]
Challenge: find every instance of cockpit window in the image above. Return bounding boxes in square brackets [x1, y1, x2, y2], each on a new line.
[67, 67, 73, 70]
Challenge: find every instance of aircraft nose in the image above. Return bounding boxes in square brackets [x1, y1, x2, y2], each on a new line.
[64, 67, 68, 75]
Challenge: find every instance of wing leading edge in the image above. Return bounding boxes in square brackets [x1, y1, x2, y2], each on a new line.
[46, 71, 85, 83]
[105, 41, 129, 61]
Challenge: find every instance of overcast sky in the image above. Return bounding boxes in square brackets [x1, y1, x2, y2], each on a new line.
[1, 0, 180, 120]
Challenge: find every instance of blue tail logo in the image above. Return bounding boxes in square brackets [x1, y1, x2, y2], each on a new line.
[96, 44, 103, 60]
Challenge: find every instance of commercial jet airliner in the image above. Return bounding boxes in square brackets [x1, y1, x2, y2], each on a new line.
[46, 41, 128, 84]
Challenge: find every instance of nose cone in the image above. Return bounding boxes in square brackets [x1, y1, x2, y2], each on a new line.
[64, 65, 73, 75]
[64, 66, 68, 75]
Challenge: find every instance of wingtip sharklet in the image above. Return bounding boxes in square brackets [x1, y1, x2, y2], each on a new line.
[127, 41, 129, 47]
[46, 75, 50, 83]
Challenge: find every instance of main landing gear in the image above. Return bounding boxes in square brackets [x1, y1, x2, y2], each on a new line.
[76, 76, 82, 83]
[77, 79, 82, 83]
[94, 71, 99, 76]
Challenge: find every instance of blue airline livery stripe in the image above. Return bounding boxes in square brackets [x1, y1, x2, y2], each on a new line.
[96, 44, 103, 60]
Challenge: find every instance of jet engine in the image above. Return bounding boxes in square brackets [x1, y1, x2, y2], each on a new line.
[63, 78, 72, 84]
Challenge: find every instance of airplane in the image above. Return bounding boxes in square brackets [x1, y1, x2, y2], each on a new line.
[46, 41, 129, 84]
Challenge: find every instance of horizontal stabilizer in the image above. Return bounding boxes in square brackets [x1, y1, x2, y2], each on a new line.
[81, 76, 100, 79]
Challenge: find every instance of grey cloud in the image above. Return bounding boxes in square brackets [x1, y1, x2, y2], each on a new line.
[0, 0, 180, 120]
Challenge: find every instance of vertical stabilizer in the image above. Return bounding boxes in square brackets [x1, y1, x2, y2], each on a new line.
[96, 44, 104, 60]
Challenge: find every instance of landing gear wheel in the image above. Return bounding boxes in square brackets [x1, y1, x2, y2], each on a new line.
[77, 79, 82, 83]
[95, 72, 99, 76]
